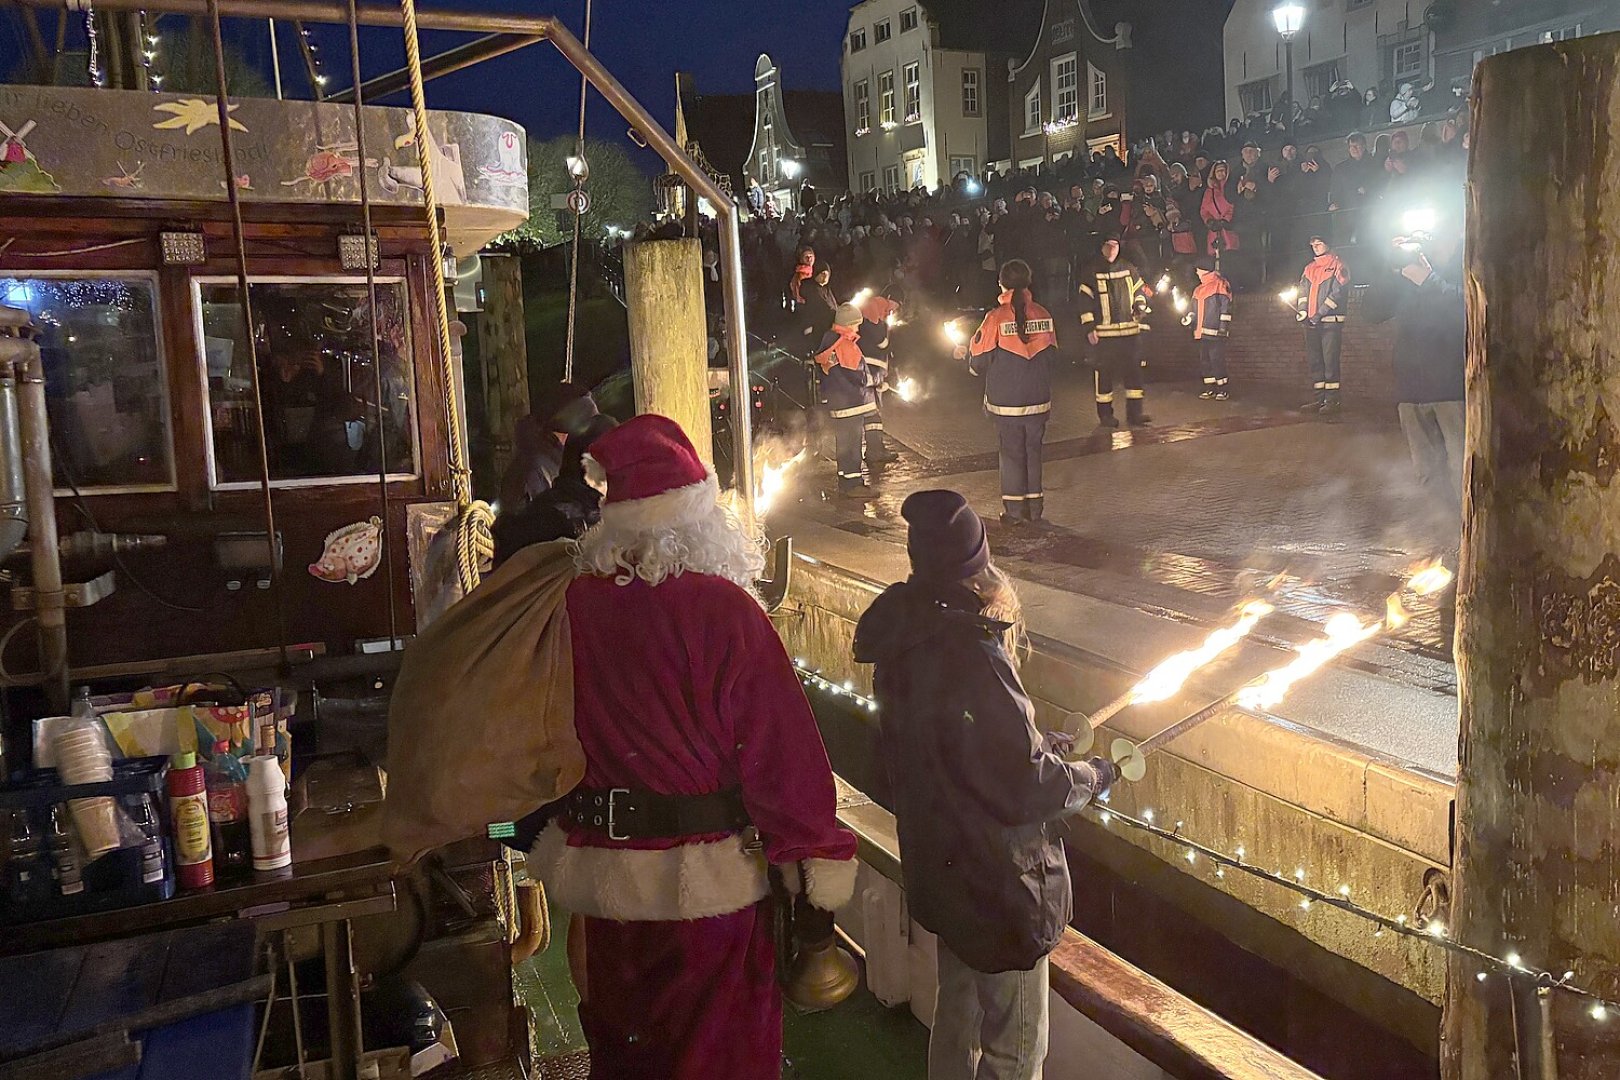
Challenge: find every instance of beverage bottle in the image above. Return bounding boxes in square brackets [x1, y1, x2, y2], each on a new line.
[204, 740, 251, 874]
[247, 754, 291, 872]
[128, 793, 167, 885]
[47, 804, 83, 896]
[5, 808, 44, 906]
[166, 751, 214, 889]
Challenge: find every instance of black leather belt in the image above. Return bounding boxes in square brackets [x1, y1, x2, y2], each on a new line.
[563, 786, 751, 841]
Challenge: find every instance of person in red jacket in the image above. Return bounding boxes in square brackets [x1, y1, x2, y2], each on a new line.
[1294, 234, 1350, 417]
[1185, 256, 1235, 399]
[530, 414, 858, 1079]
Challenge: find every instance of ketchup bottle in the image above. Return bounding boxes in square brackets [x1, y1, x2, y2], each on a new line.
[166, 751, 214, 889]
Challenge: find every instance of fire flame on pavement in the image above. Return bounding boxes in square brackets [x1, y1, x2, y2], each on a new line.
[893, 376, 919, 402]
[756, 448, 808, 517]
[1234, 560, 1455, 712]
[1129, 600, 1273, 706]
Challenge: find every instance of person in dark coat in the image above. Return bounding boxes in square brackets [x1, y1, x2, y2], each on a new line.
[853, 489, 1116, 1080]
[498, 382, 599, 509]
[491, 414, 618, 569]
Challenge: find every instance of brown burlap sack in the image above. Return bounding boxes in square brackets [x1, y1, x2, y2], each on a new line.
[381, 539, 584, 863]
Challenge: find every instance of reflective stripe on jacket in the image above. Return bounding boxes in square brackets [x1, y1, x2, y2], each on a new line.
[968, 289, 1056, 416]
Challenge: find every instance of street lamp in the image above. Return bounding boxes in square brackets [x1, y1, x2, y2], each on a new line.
[1272, 3, 1306, 138]
[779, 158, 802, 179]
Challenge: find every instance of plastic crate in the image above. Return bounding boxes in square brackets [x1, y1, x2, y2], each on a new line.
[0, 755, 176, 925]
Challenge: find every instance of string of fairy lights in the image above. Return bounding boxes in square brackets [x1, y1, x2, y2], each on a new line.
[792, 660, 1620, 1023]
[139, 10, 163, 91]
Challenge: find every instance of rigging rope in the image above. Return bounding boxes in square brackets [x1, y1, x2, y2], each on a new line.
[398, 0, 492, 593]
[345, 0, 399, 645]
[562, 0, 592, 384]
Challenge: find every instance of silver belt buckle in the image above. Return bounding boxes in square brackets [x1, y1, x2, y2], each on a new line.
[607, 788, 631, 841]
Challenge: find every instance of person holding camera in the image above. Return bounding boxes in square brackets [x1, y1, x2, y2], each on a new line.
[1364, 235, 1465, 517]
[854, 490, 1119, 1080]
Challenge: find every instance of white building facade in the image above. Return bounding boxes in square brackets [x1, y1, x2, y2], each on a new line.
[1222, 0, 1428, 125]
[841, 0, 992, 194]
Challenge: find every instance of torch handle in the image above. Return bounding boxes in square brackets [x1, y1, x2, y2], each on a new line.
[1084, 691, 1135, 731]
[1134, 693, 1237, 757]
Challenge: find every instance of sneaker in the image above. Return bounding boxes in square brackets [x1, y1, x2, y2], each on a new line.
[1213, 390, 1230, 401]
[1198, 389, 1216, 400]
[1319, 400, 1343, 422]
[1097, 415, 1121, 429]
[1299, 399, 1325, 414]
[998, 512, 1026, 527]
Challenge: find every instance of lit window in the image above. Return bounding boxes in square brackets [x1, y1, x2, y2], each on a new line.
[1089, 63, 1108, 117]
[900, 6, 918, 32]
[1024, 82, 1042, 134]
[0, 273, 173, 491]
[849, 28, 866, 53]
[197, 278, 417, 487]
[1052, 54, 1078, 122]
[879, 70, 896, 125]
[855, 79, 871, 130]
[961, 68, 980, 117]
[874, 18, 891, 43]
[903, 62, 921, 120]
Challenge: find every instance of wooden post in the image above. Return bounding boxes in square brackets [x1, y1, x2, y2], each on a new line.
[623, 238, 714, 466]
[475, 254, 529, 483]
[1448, 34, 1620, 1080]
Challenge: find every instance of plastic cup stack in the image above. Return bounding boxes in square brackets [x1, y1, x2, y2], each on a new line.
[52, 724, 122, 860]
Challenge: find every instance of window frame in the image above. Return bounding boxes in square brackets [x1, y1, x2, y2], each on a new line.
[1088, 62, 1108, 119]
[900, 6, 919, 32]
[1238, 77, 1273, 116]
[882, 163, 901, 191]
[849, 27, 867, 53]
[903, 61, 922, 121]
[2, 269, 177, 495]
[1051, 52, 1079, 123]
[1023, 82, 1042, 135]
[191, 273, 422, 492]
[874, 18, 892, 43]
[1391, 39, 1424, 80]
[855, 78, 872, 130]
[879, 69, 897, 125]
[860, 170, 876, 192]
[961, 67, 981, 117]
[948, 155, 977, 177]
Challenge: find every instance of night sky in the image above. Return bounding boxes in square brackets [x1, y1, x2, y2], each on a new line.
[1, 1, 851, 165]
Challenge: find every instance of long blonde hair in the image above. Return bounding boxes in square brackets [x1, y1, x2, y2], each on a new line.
[963, 562, 1026, 666]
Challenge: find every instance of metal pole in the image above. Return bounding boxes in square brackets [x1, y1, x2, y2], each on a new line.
[327, 32, 539, 103]
[15, 346, 68, 710]
[269, 17, 283, 99]
[1284, 38, 1295, 140]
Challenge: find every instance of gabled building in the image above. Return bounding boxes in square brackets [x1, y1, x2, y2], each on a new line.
[744, 54, 848, 214]
[840, 0, 1033, 193]
[668, 73, 754, 218]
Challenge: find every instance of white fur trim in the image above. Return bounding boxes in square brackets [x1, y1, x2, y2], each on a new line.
[527, 822, 769, 921]
[598, 472, 718, 533]
[784, 857, 858, 913]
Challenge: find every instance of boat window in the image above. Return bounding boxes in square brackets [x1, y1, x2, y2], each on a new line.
[0, 274, 173, 492]
[196, 277, 418, 488]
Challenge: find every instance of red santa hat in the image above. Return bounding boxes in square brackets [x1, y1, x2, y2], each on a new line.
[583, 414, 718, 532]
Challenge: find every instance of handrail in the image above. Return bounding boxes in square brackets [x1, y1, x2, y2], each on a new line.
[13, 0, 757, 513]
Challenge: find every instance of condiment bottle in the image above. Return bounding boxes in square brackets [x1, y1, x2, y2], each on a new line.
[247, 755, 291, 872]
[204, 740, 251, 873]
[166, 751, 214, 889]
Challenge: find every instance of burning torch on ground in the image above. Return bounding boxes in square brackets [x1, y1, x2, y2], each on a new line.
[753, 446, 809, 518]
[1106, 560, 1454, 783]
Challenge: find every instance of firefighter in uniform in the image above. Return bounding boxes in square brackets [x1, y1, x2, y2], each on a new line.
[1295, 234, 1350, 418]
[857, 291, 902, 465]
[814, 302, 880, 495]
[1185, 255, 1234, 399]
[963, 259, 1058, 525]
[1076, 236, 1152, 428]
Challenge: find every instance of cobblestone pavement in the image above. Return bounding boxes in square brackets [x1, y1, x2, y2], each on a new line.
[771, 356, 1459, 691]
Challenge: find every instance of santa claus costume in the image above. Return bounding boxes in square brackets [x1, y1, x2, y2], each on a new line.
[527, 414, 857, 1079]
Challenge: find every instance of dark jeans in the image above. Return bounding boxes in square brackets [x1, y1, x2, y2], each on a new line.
[1092, 335, 1145, 421]
[1199, 338, 1229, 385]
[1305, 323, 1344, 401]
[994, 412, 1048, 518]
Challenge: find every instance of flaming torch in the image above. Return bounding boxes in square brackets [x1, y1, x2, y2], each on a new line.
[942, 319, 967, 347]
[851, 287, 874, 308]
[1107, 560, 1455, 781]
[1278, 285, 1300, 309]
[755, 448, 808, 517]
[892, 376, 920, 402]
[1066, 600, 1273, 753]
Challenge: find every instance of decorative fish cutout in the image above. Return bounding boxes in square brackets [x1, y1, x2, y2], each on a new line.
[309, 517, 383, 585]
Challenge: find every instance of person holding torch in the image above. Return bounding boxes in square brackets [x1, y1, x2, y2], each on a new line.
[1293, 234, 1350, 418]
[1185, 255, 1235, 399]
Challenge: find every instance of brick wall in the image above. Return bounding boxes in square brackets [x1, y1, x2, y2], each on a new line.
[1144, 289, 1396, 403]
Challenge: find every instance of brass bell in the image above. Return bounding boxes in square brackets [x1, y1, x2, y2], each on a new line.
[783, 933, 860, 1012]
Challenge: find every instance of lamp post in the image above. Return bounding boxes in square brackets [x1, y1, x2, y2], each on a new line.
[1272, 3, 1306, 138]
[779, 157, 802, 212]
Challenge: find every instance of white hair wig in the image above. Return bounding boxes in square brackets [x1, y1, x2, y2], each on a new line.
[571, 473, 767, 596]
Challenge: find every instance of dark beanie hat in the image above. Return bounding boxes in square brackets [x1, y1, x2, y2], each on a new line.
[1194, 254, 1218, 272]
[902, 490, 990, 582]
